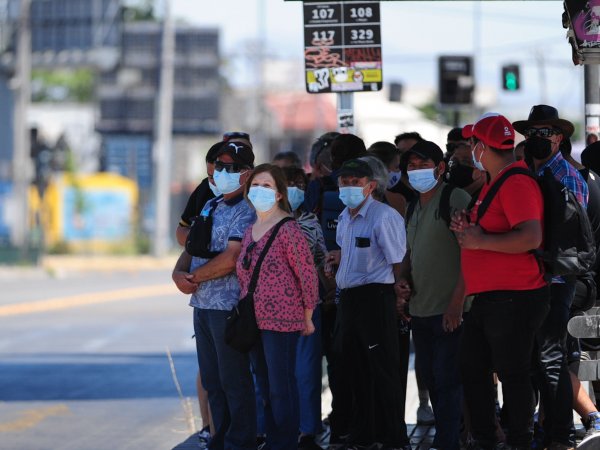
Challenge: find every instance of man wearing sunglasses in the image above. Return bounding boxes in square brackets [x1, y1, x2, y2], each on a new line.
[513, 105, 589, 450]
[172, 140, 256, 450]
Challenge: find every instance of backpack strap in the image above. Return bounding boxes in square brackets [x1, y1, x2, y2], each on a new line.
[247, 217, 294, 295]
[439, 183, 456, 228]
[476, 167, 534, 225]
[405, 196, 418, 229]
[405, 183, 455, 229]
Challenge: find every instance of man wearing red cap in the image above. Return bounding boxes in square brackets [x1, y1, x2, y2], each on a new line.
[451, 113, 549, 450]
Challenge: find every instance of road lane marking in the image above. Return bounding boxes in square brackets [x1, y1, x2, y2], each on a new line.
[0, 284, 177, 317]
[0, 404, 70, 432]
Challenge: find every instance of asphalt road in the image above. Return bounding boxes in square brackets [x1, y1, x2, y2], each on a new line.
[0, 267, 202, 450]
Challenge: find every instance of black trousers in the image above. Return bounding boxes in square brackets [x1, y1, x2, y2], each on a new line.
[337, 283, 409, 447]
[534, 281, 577, 446]
[459, 287, 549, 449]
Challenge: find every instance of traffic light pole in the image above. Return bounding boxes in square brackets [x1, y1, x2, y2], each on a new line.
[152, 0, 174, 257]
[13, 0, 31, 257]
[584, 64, 600, 143]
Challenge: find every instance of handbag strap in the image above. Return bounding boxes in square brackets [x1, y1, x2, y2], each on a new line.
[247, 217, 294, 294]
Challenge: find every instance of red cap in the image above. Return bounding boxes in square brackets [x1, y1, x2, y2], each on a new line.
[462, 124, 474, 139]
[471, 113, 515, 150]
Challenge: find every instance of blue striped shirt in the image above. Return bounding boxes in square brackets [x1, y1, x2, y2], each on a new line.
[538, 152, 588, 209]
[335, 196, 406, 289]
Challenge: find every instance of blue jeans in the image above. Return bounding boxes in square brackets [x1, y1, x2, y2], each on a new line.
[534, 281, 577, 446]
[255, 307, 323, 437]
[251, 330, 300, 450]
[412, 315, 463, 450]
[194, 308, 256, 450]
[296, 305, 322, 435]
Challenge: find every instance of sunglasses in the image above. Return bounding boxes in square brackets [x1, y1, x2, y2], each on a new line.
[242, 241, 257, 270]
[523, 127, 561, 138]
[215, 161, 248, 173]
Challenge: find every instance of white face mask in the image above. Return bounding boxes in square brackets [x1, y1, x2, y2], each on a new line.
[472, 143, 486, 171]
[387, 171, 402, 189]
[407, 168, 439, 193]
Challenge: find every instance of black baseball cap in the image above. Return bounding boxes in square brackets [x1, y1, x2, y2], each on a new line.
[337, 158, 373, 179]
[215, 141, 255, 168]
[402, 140, 444, 166]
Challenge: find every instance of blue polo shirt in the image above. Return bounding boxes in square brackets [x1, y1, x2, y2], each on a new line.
[335, 196, 406, 289]
[189, 194, 256, 310]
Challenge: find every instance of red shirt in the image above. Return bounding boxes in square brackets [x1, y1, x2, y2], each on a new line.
[462, 161, 546, 295]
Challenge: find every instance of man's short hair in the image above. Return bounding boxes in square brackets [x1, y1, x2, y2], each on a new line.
[331, 134, 368, 170]
[368, 141, 400, 168]
[273, 151, 302, 168]
[394, 131, 424, 146]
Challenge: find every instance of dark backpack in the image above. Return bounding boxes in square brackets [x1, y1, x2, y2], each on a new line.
[476, 167, 596, 278]
[317, 179, 344, 251]
[405, 183, 456, 229]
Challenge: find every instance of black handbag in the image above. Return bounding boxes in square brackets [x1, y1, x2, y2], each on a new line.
[225, 217, 293, 353]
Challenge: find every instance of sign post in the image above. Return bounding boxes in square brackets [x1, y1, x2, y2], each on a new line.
[303, 1, 381, 133]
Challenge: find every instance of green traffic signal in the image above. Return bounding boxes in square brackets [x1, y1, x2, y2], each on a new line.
[502, 64, 520, 91]
[505, 72, 518, 90]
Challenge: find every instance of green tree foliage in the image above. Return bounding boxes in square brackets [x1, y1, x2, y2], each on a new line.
[123, 0, 156, 22]
[31, 69, 94, 103]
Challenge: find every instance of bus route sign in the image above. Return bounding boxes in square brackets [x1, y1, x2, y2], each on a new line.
[303, 1, 382, 94]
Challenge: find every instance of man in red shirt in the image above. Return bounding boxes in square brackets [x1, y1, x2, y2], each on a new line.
[451, 114, 550, 450]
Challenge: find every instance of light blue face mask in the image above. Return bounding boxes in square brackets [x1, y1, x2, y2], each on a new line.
[287, 186, 305, 212]
[208, 180, 221, 196]
[472, 143, 486, 171]
[407, 168, 438, 193]
[248, 186, 277, 212]
[339, 186, 366, 209]
[387, 171, 402, 189]
[213, 169, 243, 194]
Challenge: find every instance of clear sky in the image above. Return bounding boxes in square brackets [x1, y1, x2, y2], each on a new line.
[170, 1, 584, 121]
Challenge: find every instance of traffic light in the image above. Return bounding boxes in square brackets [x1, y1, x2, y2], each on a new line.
[438, 56, 474, 105]
[502, 64, 520, 91]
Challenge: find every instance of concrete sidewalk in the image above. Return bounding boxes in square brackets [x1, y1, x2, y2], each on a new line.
[0, 254, 179, 279]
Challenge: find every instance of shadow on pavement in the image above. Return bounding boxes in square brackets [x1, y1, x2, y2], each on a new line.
[0, 352, 197, 401]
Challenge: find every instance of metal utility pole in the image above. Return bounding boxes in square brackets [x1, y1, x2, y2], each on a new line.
[12, 0, 31, 253]
[152, 0, 174, 257]
[337, 92, 354, 134]
[584, 65, 600, 141]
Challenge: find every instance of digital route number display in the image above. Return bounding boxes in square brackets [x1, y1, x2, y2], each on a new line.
[303, 1, 382, 94]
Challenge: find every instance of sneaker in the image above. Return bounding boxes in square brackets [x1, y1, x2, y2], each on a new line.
[578, 411, 600, 449]
[416, 404, 435, 425]
[197, 426, 211, 445]
[257, 435, 267, 450]
[299, 434, 323, 450]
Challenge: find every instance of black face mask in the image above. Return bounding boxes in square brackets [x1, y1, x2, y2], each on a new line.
[524, 136, 553, 160]
[446, 161, 475, 188]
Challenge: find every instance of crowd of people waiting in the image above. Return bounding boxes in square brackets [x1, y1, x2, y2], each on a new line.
[171, 105, 600, 450]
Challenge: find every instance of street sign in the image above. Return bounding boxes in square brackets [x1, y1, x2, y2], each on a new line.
[303, 1, 382, 94]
